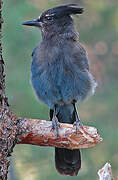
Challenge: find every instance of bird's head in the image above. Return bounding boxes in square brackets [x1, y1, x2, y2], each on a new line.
[22, 4, 84, 38]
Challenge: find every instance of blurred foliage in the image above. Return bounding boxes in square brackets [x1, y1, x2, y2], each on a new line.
[3, 0, 118, 179]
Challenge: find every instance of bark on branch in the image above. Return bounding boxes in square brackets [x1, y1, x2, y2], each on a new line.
[18, 115, 102, 149]
[0, 106, 103, 179]
[0, 107, 102, 150]
[0, 1, 11, 179]
[98, 163, 113, 180]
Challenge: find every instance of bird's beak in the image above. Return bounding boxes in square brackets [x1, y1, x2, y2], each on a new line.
[22, 19, 42, 27]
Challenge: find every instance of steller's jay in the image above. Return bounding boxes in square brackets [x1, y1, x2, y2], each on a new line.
[22, 4, 97, 176]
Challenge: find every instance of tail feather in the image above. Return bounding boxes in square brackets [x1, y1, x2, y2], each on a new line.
[55, 148, 81, 176]
[52, 104, 81, 176]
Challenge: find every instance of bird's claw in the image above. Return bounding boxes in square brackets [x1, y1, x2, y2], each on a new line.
[73, 121, 83, 132]
[51, 116, 60, 137]
[73, 104, 83, 132]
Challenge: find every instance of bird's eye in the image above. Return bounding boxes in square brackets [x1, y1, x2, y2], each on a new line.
[46, 16, 53, 21]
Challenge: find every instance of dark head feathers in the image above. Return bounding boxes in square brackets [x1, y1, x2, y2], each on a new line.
[41, 4, 84, 19]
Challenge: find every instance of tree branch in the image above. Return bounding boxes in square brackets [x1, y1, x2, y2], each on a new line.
[0, 1, 8, 107]
[18, 116, 102, 149]
[0, 107, 102, 150]
[98, 163, 113, 180]
[0, 1, 11, 179]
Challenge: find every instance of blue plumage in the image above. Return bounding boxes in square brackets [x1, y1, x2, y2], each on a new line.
[31, 39, 96, 108]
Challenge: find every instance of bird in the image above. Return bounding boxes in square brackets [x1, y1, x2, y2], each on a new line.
[22, 4, 97, 176]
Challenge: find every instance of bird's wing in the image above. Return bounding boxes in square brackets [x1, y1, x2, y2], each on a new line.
[72, 42, 89, 71]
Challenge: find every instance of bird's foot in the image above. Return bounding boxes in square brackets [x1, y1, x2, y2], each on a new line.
[73, 120, 83, 132]
[73, 104, 83, 132]
[51, 115, 60, 137]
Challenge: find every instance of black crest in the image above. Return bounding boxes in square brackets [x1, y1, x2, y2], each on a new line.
[42, 4, 84, 18]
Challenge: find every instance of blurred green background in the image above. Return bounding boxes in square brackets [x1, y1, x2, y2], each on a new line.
[2, 0, 118, 179]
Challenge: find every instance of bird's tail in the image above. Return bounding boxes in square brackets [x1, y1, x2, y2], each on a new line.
[54, 104, 81, 176]
[55, 148, 81, 176]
